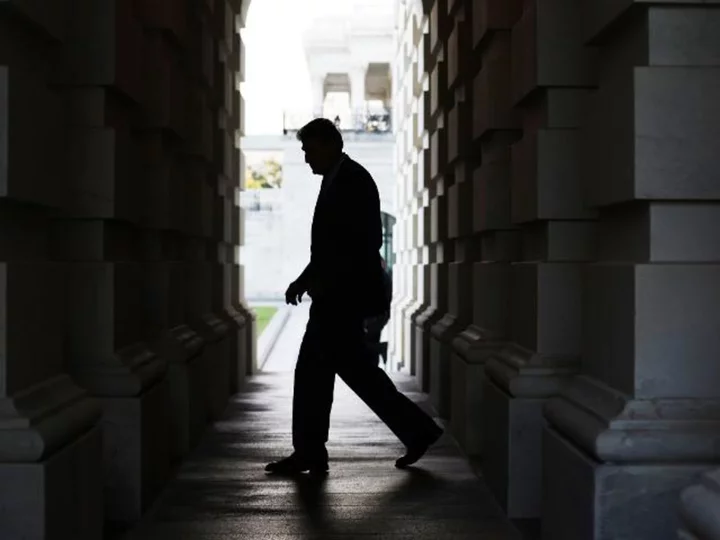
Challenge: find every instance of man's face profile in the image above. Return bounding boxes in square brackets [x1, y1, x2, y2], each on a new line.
[302, 138, 336, 176]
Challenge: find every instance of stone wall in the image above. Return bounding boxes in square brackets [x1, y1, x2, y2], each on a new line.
[0, 0, 252, 537]
[394, 0, 720, 538]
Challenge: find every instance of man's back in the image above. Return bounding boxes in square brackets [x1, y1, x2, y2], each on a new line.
[309, 156, 387, 317]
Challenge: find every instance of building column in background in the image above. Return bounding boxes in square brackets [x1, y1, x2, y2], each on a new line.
[350, 65, 367, 126]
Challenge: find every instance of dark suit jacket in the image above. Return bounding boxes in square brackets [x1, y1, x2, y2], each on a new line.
[295, 154, 388, 318]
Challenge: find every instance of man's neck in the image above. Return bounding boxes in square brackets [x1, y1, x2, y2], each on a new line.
[323, 153, 345, 180]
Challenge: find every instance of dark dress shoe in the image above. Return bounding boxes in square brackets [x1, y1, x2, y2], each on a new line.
[395, 426, 443, 468]
[265, 454, 329, 475]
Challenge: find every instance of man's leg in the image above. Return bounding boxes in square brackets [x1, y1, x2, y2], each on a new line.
[266, 306, 334, 473]
[336, 326, 442, 465]
[292, 311, 335, 460]
[291, 319, 335, 462]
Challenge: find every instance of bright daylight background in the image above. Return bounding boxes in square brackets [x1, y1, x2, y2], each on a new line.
[242, 0, 356, 135]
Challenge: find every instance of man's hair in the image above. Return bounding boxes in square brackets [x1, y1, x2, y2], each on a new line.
[296, 118, 344, 151]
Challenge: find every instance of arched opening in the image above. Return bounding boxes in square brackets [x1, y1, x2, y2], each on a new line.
[240, 0, 399, 373]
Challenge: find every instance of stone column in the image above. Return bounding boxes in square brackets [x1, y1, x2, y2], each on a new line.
[392, 4, 426, 373]
[234, 11, 257, 377]
[395, 156, 419, 374]
[220, 13, 250, 395]
[404, 155, 429, 378]
[181, 154, 229, 428]
[414, 0, 449, 406]
[391, 171, 412, 366]
[479, 0, 597, 519]
[132, 1, 209, 467]
[350, 65, 367, 126]
[311, 73, 326, 117]
[0, 8, 104, 538]
[59, 0, 177, 524]
[431, 1, 475, 427]
[405, 50, 431, 379]
[542, 5, 720, 539]
[450, 0, 519, 459]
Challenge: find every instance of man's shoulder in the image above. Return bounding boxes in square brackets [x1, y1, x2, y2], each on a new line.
[342, 156, 373, 181]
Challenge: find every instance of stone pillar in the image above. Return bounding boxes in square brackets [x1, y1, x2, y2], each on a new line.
[404, 175, 429, 378]
[350, 65, 367, 125]
[310, 73, 326, 118]
[0, 9, 104, 538]
[430, 1, 475, 426]
[58, 0, 177, 524]
[542, 5, 720, 539]
[416, 0, 450, 411]
[233, 10, 256, 376]
[131, 1, 208, 468]
[451, 0, 523, 459]
[392, 3, 427, 374]
[220, 12, 251, 395]
[391, 172, 412, 366]
[479, 0, 597, 519]
[423, 0, 457, 419]
[404, 15, 431, 383]
[409, 144, 434, 389]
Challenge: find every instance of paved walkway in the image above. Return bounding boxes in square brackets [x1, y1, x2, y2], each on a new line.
[262, 301, 310, 372]
[124, 304, 522, 540]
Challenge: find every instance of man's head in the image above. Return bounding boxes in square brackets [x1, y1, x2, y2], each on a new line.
[297, 118, 344, 176]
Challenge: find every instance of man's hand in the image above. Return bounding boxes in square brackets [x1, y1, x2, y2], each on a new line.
[285, 280, 306, 306]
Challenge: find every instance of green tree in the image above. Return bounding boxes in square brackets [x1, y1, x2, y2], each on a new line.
[245, 158, 283, 189]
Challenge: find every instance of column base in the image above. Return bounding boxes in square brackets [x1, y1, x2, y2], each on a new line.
[403, 300, 428, 378]
[413, 306, 443, 395]
[429, 313, 465, 419]
[220, 306, 249, 394]
[0, 426, 104, 540]
[158, 324, 205, 460]
[390, 289, 412, 361]
[191, 313, 231, 422]
[233, 301, 256, 375]
[679, 469, 720, 540]
[402, 299, 425, 374]
[449, 325, 504, 457]
[393, 294, 418, 371]
[0, 374, 103, 540]
[483, 375, 544, 518]
[543, 425, 709, 540]
[544, 376, 720, 539]
[101, 377, 172, 525]
[482, 343, 577, 518]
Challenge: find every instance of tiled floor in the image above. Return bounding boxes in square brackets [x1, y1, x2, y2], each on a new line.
[124, 304, 522, 540]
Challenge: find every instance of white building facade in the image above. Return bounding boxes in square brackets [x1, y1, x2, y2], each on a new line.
[241, 0, 397, 300]
[389, 0, 427, 373]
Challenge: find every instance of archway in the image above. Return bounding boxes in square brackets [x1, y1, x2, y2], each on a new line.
[239, 0, 400, 373]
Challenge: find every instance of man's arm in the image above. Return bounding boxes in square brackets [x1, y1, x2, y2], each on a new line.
[343, 171, 382, 257]
[294, 261, 313, 290]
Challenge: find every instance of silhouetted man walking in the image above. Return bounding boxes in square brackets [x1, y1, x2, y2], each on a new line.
[265, 118, 443, 475]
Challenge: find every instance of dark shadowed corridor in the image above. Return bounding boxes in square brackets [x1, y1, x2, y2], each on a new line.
[124, 313, 521, 539]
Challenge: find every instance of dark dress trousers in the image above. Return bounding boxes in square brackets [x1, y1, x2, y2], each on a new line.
[290, 155, 439, 459]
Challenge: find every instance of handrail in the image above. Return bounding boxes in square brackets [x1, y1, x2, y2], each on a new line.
[282, 109, 393, 135]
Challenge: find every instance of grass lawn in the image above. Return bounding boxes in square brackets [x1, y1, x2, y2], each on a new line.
[253, 306, 279, 336]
